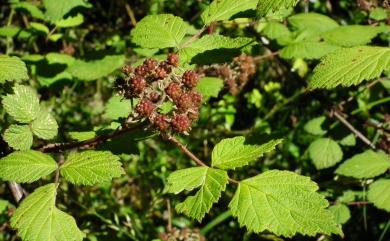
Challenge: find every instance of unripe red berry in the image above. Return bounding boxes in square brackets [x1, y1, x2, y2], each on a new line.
[167, 53, 179, 67]
[182, 70, 199, 88]
[154, 67, 168, 79]
[159, 61, 172, 74]
[149, 92, 161, 102]
[172, 115, 191, 133]
[143, 58, 158, 71]
[176, 93, 193, 111]
[153, 115, 170, 131]
[130, 76, 146, 94]
[189, 92, 202, 107]
[135, 99, 155, 117]
[218, 66, 231, 78]
[134, 65, 148, 76]
[165, 82, 182, 100]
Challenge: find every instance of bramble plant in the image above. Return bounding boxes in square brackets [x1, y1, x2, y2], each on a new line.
[0, 0, 390, 241]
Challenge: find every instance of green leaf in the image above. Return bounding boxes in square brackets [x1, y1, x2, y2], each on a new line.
[322, 25, 389, 47]
[165, 166, 209, 194]
[173, 167, 228, 221]
[31, 110, 58, 140]
[103, 95, 132, 120]
[3, 124, 33, 151]
[29, 22, 49, 34]
[304, 116, 327, 135]
[339, 134, 356, 146]
[60, 150, 124, 185]
[0, 199, 8, 214]
[257, 0, 300, 17]
[0, 55, 29, 83]
[261, 21, 292, 45]
[201, 0, 257, 24]
[179, 35, 253, 63]
[46, 53, 75, 65]
[195, 77, 224, 98]
[14, 2, 45, 20]
[10, 184, 85, 241]
[67, 55, 124, 81]
[308, 138, 343, 169]
[368, 179, 390, 212]
[0, 150, 57, 183]
[370, 8, 388, 21]
[229, 170, 340, 237]
[43, 0, 91, 23]
[68, 131, 96, 141]
[328, 204, 351, 225]
[288, 13, 339, 33]
[2, 85, 40, 123]
[211, 136, 282, 170]
[131, 14, 189, 49]
[335, 150, 390, 179]
[56, 13, 84, 28]
[310, 46, 390, 89]
[280, 41, 340, 60]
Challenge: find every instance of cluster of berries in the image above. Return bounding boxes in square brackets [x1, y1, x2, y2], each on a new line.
[115, 54, 202, 134]
[159, 228, 205, 241]
[197, 54, 256, 95]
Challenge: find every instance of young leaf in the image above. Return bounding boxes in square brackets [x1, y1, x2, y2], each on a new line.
[43, 0, 91, 22]
[308, 138, 343, 169]
[68, 131, 96, 141]
[178, 35, 253, 63]
[60, 150, 124, 185]
[322, 25, 389, 47]
[229, 170, 340, 237]
[288, 13, 339, 33]
[339, 134, 356, 146]
[131, 14, 189, 49]
[257, 0, 300, 17]
[0, 55, 29, 83]
[30, 22, 49, 34]
[280, 41, 340, 60]
[195, 77, 224, 98]
[31, 110, 58, 140]
[368, 179, 390, 212]
[310, 46, 390, 89]
[211, 136, 282, 170]
[167, 167, 228, 221]
[304, 116, 327, 135]
[67, 55, 124, 81]
[3, 124, 33, 150]
[335, 150, 390, 179]
[2, 85, 40, 123]
[11, 184, 85, 241]
[55, 13, 84, 28]
[328, 204, 351, 225]
[0, 150, 57, 183]
[201, 0, 257, 24]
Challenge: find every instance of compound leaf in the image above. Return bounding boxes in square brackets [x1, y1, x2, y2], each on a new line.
[2, 85, 40, 123]
[309, 138, 343, 170]
[10, 184, 85, 241]
[229, 170, 340, 237]
[310, 46, 390, 89]
[31, 110, 58, 140]
[368, 179, 390, 212]
[131, 14, 189, 49]
[170, 167, 228, 221]
[0, 150, 57, 183]
[3, 124, 33, 151]
[0, 55, 29, 83]
[336, 150, 390, 179]
[60, 150, 124, 185]
[212, 136, 282, 170]
[201, 0, 257, 24]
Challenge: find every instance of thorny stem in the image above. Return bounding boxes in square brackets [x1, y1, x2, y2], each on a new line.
[163, 134, 240, 184]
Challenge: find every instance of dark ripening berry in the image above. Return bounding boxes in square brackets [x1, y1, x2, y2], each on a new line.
[165, 82, 182, 100]
[130, 76, 146, 94]
[135, 100, 155, 117]
[149, 92, 161, 102]
[153, 115, 170, 131]
[134, 65, 148, 76]
[159, 61, 172, 74]
[167, 53, 179, 67]
[172, 115, 191, 133]
[189, 92, 202, 107]
[143, 58, 158, 71]
[218, 66, 231, 78]
[176, 93, 193, 111]
[154, 67, 168, 79]
[182, 70, 199, 88]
